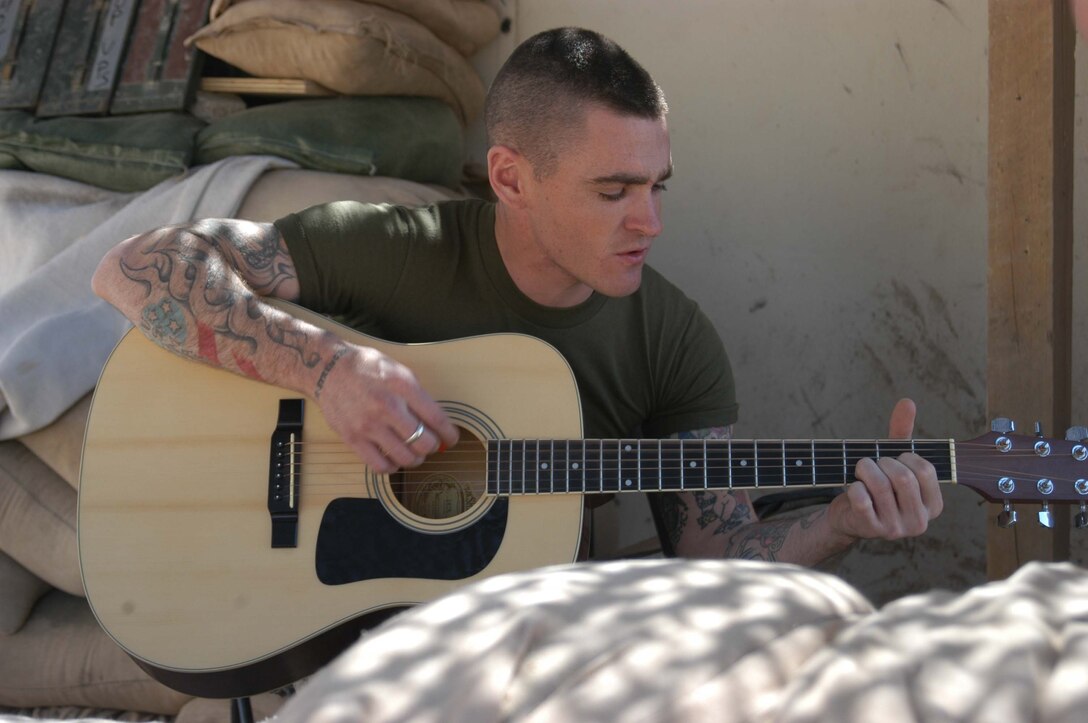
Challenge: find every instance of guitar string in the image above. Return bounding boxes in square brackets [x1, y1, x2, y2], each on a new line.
[270, 449, 1088, 493]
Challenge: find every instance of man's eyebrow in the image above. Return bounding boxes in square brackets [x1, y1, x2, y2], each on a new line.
[589, 166, 673, 186]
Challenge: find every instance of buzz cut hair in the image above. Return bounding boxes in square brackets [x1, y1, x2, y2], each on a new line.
[485, 27, 668, 177]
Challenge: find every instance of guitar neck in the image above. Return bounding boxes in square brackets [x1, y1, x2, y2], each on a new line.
[486, 438, 955, 495]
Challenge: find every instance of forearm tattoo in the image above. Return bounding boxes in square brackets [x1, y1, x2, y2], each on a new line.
[658, 426, 750, 553]
[116, 221, 323, 378]
[720, 508, 822, 562]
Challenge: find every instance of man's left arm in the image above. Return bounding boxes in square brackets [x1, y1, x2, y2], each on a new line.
[658, 399, 944, 566]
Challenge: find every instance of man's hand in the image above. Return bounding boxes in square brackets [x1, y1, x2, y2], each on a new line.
[315, 343, 460, 473]
[826, 398, 943, 541]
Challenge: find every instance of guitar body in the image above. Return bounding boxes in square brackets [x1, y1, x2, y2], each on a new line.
[78, 303, 585, 697]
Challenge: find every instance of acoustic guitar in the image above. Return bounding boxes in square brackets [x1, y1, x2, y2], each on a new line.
[78, 302, 1088, 698]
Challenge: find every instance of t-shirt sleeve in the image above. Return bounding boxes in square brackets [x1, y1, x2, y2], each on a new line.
[273, 201, 413, 319]
[640, 304, 739, 437]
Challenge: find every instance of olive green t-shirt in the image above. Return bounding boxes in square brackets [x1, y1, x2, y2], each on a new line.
[275, 199, 738, 438]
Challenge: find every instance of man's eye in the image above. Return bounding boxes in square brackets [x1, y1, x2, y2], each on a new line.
[652, 183, 668, 193]
[599, 189, 626, 201]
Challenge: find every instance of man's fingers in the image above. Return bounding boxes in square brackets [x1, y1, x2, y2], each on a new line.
[876, 456, 929, 536]
[855, 457, 897, 518]
[887, 397, 916, 439]
[899, 452, 944, 519]
[403, 390, 460, 449]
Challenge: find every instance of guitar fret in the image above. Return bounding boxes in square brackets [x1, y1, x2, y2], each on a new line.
[661, 440, 683, 490]
[705, 440, 727, 490]
[618, 440, 637, 492]
[781, 441, 786, 486]
[548, 440, 555, 494]
[562, 441, 571, 493]
[811, 440, 816, 485]
[703, 439, 709, 489]
[754, 440, 759, 488]
[679, 441, 685, 490]
[728, 439, 733, 489]
[600, 437, 609, 493]
[502, 440, 510, 496]
[582, 441, 587, 493]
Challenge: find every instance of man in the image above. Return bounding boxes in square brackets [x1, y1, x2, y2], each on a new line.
[92, 27, 942, 565]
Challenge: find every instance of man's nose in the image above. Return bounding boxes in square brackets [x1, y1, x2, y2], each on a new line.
[626, 192, 663, 236]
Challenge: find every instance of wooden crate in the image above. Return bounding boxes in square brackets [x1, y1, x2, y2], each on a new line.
[0, 0, 66, 110]
[37, 0, 140, 117]
[111, 0, 210, 114]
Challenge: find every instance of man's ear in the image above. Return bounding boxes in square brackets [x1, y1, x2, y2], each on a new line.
[488, 145, 531, 208]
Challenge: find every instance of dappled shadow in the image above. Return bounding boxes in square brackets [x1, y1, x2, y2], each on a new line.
[273, 559, 872, 722]
[771, 562, 1088, 723]
[273, 560, 1088, 722]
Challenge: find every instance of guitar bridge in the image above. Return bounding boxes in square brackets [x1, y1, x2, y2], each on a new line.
[268, 399, 304, 548]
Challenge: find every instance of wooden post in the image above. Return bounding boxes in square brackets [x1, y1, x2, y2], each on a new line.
[986, 0, 1075, 579]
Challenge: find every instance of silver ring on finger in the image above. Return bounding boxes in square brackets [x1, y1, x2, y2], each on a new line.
[404, 421, 426, 445]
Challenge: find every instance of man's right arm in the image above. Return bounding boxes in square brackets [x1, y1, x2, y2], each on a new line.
[92, 219, 458, 472]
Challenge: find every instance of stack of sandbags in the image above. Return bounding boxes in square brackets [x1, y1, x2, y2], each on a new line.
[186, 0, 503, 123]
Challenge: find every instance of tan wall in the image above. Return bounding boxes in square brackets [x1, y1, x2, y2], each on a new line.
[470, 0, 1088, 602]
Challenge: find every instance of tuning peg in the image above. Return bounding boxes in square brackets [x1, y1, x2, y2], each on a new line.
[1034, 422, 1044, 437]
[1076, 502, 1088, 530]
[997, 500, 1018, 528]
[991, 418, 1016, 434]
[1038, 501, 1055, 529]
[1066, 426, 1088, 442]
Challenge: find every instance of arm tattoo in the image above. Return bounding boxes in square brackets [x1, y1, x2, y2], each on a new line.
[314, 346, 348, 399]
[118, 221, 319, 377]
[693, 491, 752, 535]
[721, 508, 823, 562]
[189, 219, 298, 297]
[654, 493, 688, 553]
[656, 425, 750, 553]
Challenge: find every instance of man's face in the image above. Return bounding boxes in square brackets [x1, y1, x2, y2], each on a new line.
[521, 105, 671, 305]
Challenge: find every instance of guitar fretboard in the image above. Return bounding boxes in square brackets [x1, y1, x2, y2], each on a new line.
[486, 439, 955, 495]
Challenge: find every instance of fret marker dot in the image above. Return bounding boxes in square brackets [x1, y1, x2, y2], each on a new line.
[740, 460, 748, 467]
[541, 463, 548, 470]
[624, 444, 633, 452]
[572, 462, 580, 470]
[624, 479, 633, 487]
[689, 461, 697, 468]
[795, 460, 803, 467]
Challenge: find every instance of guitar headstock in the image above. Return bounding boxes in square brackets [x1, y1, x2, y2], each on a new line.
[956, 418, 1088, 528]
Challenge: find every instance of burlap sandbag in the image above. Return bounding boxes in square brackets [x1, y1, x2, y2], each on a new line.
[186, 0, 486, 123]
[208, 0, 501, 56]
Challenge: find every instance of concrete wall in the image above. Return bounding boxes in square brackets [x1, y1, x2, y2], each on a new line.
[470, 0, 1087, 604]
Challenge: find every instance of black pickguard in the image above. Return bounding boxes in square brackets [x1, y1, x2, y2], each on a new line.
[314, 497, 509, 585]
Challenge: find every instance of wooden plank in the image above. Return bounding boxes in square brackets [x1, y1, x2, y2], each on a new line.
[0, 0, 66, 109]
[199, 76, 335, 97]
[986, 0, 1075, 579]
[36, 0, 140, 117]
[110, 0, 211, 114]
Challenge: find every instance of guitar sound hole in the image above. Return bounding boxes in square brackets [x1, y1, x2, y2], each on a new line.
[391, 432, 487, 520]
